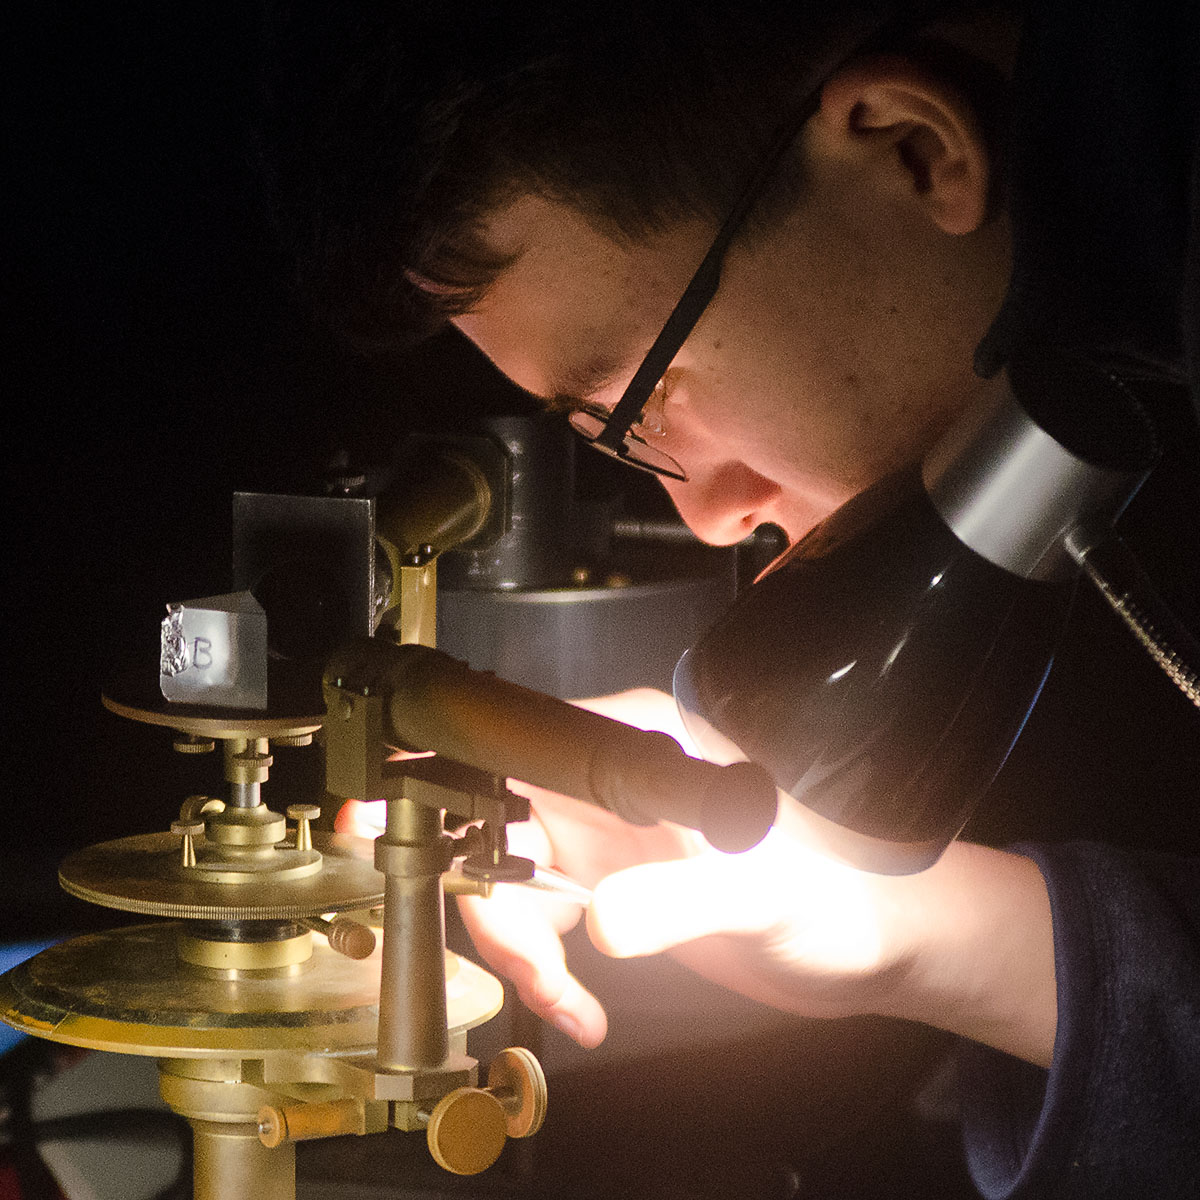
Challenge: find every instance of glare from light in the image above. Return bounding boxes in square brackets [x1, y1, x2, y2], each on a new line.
[339, 689, 891, 1018]
[882, 636, 908, 674]
[588, 793, 889, 995]
[335, 798, 386, 838]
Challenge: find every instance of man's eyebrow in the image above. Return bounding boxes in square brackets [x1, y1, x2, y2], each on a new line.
[540, 353, 626, 413]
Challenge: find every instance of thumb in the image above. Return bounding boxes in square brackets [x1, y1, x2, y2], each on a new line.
[587, 854, 766, 958]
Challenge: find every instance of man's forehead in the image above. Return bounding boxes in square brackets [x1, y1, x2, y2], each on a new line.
[454, 304, 627, 407]
[453, 195, 706, 403]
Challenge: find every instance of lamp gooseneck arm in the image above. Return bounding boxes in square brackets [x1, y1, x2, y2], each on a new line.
[1066, 525, 1200, 710]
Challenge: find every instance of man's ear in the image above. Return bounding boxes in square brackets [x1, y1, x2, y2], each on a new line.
[814, 54, 991, 235]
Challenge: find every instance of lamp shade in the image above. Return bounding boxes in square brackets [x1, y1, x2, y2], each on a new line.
[675, 467, 1069, 873]
[675, 365, 1157, 873]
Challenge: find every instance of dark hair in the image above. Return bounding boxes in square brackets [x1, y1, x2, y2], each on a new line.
[258, 2, 1012, 354]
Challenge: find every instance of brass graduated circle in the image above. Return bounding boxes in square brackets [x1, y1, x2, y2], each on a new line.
[0, 922, 504, 1059]
[59, 831, 385, 921]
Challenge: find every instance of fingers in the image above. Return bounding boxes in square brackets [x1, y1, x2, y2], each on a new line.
[457, 885, 608, 1048]
[333, 798, 385, 838]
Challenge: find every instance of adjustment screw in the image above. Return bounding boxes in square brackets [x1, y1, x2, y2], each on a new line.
[229, 749, 273, 785]
[170, 819, 205, 868]
[327, 472, 367, 495]
[287, 804, 320, 853]
[272, 732, 314, 748]
[305, 915, 376, 960]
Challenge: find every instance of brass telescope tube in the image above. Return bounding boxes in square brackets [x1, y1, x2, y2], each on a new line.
[325, 641, 777, 854]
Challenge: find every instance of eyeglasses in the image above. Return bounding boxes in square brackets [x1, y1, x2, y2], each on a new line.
[567, 85, 825, 482]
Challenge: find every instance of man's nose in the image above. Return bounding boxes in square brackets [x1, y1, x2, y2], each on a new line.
[660, 463, 782, 546]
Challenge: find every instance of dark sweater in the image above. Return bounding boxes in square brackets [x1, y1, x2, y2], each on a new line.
[960, 844, 1200, 1198]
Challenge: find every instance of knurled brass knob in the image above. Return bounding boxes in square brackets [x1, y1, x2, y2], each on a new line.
[172, 733, 215, 754]
[302, 915, 376, 959]
[487, 1047, 548, 1139]
[228, 748, 273, 784]
[425, 1087, 507, 1175]
[272, 732, 314, 747]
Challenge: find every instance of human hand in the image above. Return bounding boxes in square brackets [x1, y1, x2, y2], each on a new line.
[456, 688, 708, 1047]
[352, 685, 1056, 1066]
[333, 688, 704, 1045]
[584, 806, 1058, 1067]
[460, 775, 919, 1045]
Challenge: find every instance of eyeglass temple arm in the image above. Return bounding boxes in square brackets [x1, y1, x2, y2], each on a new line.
[595, 98, 819, 454]
[594, 256, 723, 453]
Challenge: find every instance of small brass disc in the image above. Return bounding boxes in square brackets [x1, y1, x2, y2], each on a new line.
[59, 831, 384, 920]
[487, 1046, 548, 1138]
[0, 923, 503, 1058]
[426, 1087, 508, 1175]
[102, 666, 324, 740]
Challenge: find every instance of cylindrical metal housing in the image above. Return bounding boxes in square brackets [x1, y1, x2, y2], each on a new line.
[437, 571, 735, 698]
[923, 365, 1156, 580]
[438, 416, 593, 591]
[190, 1119, 295, 1200]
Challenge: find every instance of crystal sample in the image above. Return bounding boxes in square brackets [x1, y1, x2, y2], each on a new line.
[158, 591, 268, 709]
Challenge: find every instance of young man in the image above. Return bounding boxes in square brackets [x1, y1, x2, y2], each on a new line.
[264, 2, 1199, 1194]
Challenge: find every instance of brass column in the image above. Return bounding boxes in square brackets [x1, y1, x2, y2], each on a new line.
[192, 1119, 295, 1200]
[159, 1059, 296, 1200]
[375, 796, 449, 1072]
